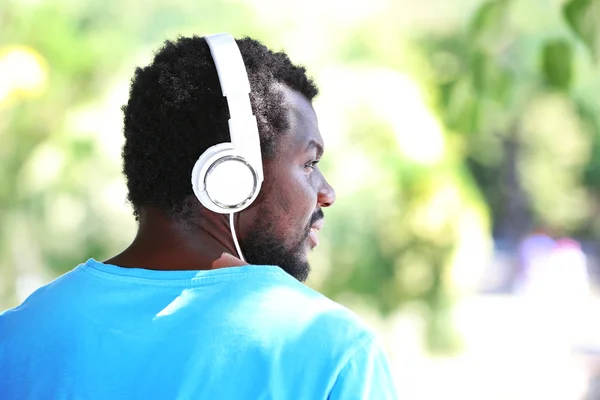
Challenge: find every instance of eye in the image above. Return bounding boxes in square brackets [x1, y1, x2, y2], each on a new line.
[304, 160, 320, 171]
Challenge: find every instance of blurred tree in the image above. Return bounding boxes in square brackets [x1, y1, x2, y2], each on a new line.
[564, 0, 600, 62]
[0, 1, 137, 309]
[419, 0, 600, 248]
[311, 31, 490, 354]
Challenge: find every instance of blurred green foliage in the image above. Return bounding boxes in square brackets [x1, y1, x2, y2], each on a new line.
[422, 0, 600, 242]
[564, 0, 600, 61]
[1, 0, 599, 354]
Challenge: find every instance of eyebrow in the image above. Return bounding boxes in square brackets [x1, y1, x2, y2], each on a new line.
[305, 139, 324, 158]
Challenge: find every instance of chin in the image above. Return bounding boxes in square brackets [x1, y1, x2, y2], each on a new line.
[242, 237, 311, 282]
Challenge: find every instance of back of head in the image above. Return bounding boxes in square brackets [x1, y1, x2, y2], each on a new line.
[122, 35, 319, 219]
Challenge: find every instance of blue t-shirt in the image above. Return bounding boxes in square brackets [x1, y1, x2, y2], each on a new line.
[0, 259, 397, 399]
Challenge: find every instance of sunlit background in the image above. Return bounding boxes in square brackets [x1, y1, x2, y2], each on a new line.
[2, 0, 600, 398]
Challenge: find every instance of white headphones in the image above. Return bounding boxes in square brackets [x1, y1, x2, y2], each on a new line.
[191, 33, 263, 215]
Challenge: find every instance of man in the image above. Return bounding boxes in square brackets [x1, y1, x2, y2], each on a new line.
[0, 34, 398, 399]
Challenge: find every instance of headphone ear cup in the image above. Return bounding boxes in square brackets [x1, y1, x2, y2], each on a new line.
[191, 142, 233, 203]
[192, 143, 260, 214]
[205, 157, 257, 208]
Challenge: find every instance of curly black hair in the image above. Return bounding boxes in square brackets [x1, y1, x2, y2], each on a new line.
[122, 35, 319, 219]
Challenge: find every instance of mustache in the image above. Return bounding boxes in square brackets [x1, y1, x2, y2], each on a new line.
[309, 209, 324, 227]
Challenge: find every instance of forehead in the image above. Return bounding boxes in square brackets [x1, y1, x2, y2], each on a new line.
[277, 88, 323, 153]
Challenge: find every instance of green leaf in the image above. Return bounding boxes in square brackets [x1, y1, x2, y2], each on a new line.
[541, 39, 573, 90]
[469, 0, 511, 50]
[470, 51, 512, 99]
[563, 0, 600, 61]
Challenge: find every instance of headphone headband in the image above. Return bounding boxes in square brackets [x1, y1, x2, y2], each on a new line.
[204, 33, 263, 183]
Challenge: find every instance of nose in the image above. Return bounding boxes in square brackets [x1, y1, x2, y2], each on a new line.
[317, 178, 336, 208]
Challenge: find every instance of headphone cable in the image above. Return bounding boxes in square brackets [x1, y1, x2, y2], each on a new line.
[229, 213, 246, 262]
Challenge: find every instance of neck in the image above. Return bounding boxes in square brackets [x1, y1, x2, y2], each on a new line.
[105, 207, 240, 271]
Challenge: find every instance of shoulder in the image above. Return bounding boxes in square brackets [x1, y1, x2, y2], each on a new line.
[258, 270, 376, 347]
[0, 263, 85, 325]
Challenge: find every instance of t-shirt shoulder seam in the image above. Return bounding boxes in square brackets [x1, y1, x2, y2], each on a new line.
[334, 332, 377, 377]
[327, 333, 377, 394]
[344, 334, 377, 365]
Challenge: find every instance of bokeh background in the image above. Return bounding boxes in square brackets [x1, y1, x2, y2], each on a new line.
[2, 0, 600, 398]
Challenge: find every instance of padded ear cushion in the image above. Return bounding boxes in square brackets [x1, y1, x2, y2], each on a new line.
[191, 143, 260, 214]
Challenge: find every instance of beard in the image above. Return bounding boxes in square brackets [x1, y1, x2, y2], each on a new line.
[242, 209, 324, 282]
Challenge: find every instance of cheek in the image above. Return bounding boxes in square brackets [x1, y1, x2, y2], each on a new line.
[249, 166, 316, 237]
[281, 168, 317, 218]
[291, 179, 316, 218]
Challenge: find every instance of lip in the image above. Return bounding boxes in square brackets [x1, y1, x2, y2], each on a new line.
[311, 218, 324, 231]
[308, 219, 324, 248]
[308, 229, 319, 248]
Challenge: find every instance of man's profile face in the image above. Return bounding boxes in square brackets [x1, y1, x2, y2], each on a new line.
[240, 88, 336, 282]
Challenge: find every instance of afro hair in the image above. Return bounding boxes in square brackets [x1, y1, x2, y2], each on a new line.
[121, 35, 318, 219]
